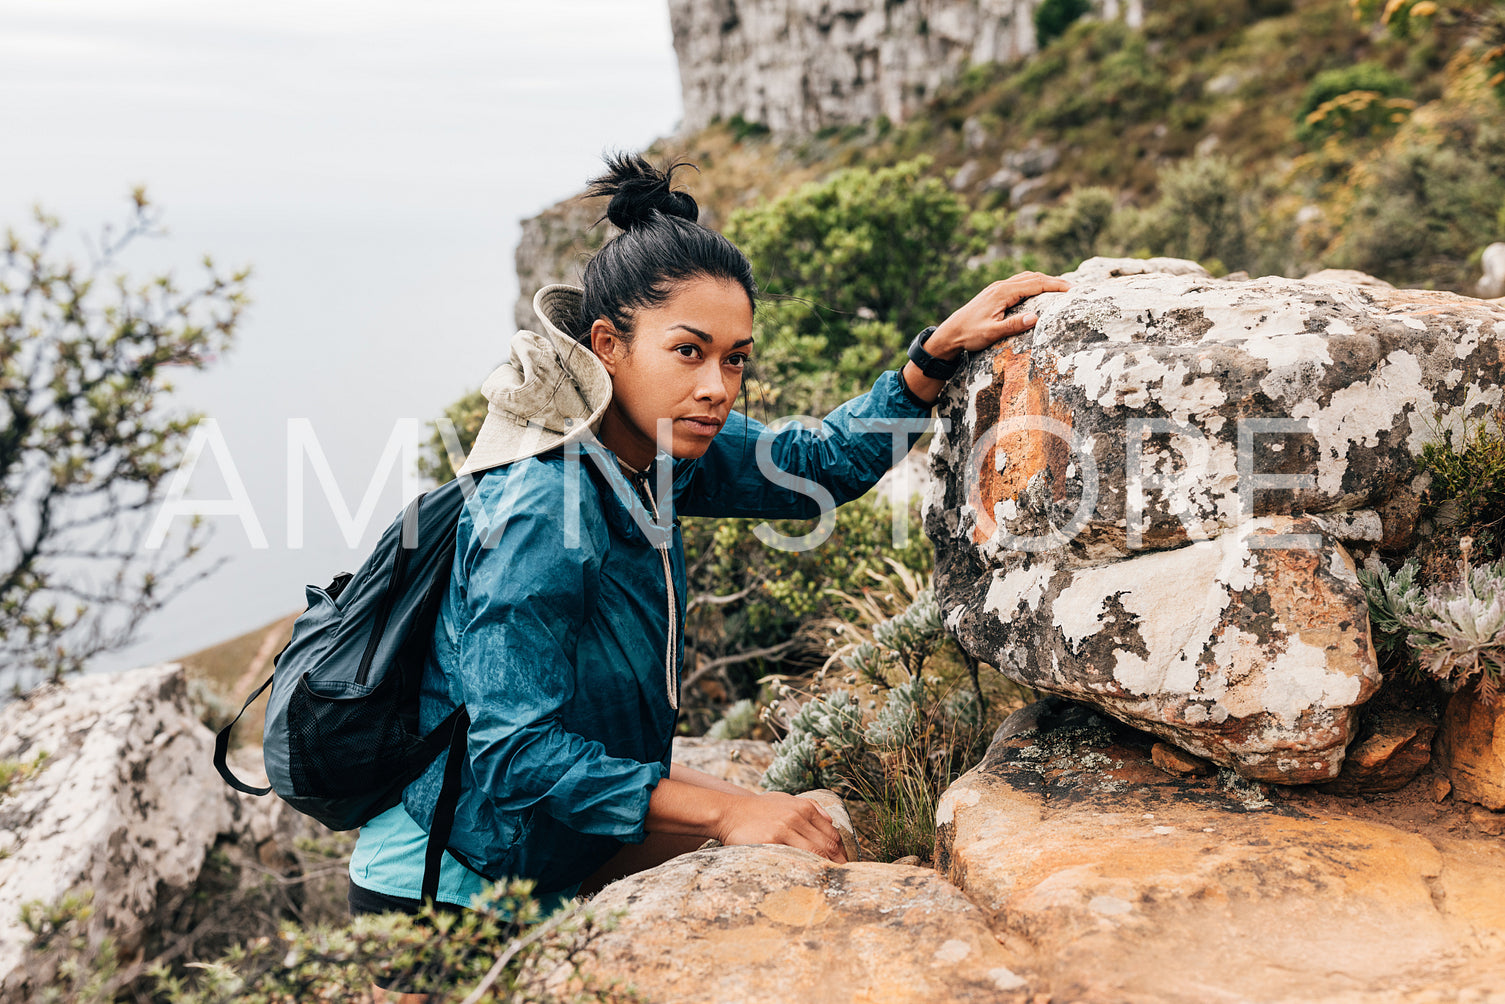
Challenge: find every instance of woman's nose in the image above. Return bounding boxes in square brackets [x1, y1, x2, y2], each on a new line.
[695, 366, 730, 404]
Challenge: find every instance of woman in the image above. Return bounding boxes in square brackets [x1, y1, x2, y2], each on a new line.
[346, 154, 1067, 994]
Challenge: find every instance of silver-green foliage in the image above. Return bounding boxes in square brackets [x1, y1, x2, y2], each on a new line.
[704, 698, 760, 740]
[1359, 556, 1505, 701]
[871, 589, 945, 673]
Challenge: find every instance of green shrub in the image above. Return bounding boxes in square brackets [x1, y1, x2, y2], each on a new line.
[1336, 128, 1505, 288]
[1034, 0, 1090, 49]
[1025, 21, 1173, 131]
[417, 387, 486, 486]
[1126, 156, 1258, 271]
[1419, 408, 1505, 559]
[726, 158, 1017, 418]
[151, 881, 620, 1003]
[1295, 62, 1411, 143]
[677, 492, 931, 731]
[728, 113, 771, 141]
[1028, 186, 1117, 271]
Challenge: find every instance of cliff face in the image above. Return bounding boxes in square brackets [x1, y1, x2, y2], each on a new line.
[514, 0, 1147, 329]
[668, 0, 1144, 136]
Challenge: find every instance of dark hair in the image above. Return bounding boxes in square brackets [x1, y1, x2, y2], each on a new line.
[579, 153, 757, 341]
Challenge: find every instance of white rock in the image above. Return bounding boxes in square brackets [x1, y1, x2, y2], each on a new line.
[1478, 242, 1505, 299]
[0, 665, 240, 997]
[669, 0, 1146, 135]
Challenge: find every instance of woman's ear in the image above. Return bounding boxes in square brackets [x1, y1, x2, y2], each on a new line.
[590, 319, 625, 375]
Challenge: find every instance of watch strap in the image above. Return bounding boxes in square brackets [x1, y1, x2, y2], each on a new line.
[907, 325, 961, 380]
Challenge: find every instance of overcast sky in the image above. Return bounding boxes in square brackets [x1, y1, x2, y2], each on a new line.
[0, 0, 682, 672]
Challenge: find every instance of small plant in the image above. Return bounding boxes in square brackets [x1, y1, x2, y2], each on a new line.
[704, 698, 762, 740]
[18, 889, 122, 1004]
[1358, 541, 1505, 703]
[0, 749, 51, 801]
[762, 578, 996, 861]
[1419, 408, 1505, 560]
[1357, 559, 1424, 673]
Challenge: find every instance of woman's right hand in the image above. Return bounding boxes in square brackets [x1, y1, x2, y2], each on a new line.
[715, 791, 848, 863]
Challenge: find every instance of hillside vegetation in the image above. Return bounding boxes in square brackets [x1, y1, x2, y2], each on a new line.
[643, 0, 1504, 291]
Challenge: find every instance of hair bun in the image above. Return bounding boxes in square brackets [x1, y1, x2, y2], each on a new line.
[586, 153, 700, 231]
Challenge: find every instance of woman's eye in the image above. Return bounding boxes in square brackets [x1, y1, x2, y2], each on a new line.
[726, 353, 749, 368]
[674, 344, 701, 359]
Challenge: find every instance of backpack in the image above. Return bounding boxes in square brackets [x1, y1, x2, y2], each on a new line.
[214, 475, 475, 901]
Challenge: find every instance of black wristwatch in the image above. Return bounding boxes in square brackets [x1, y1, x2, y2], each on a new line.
[907, 325, 961, 380]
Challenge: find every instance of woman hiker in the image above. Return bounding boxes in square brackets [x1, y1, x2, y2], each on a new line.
[346, 153, 1069, 999]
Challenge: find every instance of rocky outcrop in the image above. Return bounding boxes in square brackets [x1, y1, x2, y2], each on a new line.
[0, 665, 334, 1000]
[513, 196, 607, 333]
[935, 700, 1505, 1003]
[583, 844, 1032, 1003]
[1437, 686, 1505, 810]
[926, 259, 1505, 781]
[669, 0, 1146, 135]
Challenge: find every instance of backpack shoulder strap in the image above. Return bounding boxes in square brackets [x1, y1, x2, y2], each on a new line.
[421, 704, 470, 903]
[213, 672, 276, 796]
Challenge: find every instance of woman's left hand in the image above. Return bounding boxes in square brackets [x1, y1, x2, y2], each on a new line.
[928, 271, 1072, 358]
[899, 270, 1070, 406]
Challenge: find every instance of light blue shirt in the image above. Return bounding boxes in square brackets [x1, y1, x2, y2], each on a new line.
[349, 803, 578, 910]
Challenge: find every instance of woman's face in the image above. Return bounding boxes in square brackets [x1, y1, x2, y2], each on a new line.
[590, 277, 754, 469]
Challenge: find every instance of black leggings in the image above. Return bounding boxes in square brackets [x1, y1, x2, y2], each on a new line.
[347, 880, 467, 919]
[347, 881, 467, 994]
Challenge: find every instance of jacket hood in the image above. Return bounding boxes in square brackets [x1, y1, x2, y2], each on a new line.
[454, 285, 613, 477]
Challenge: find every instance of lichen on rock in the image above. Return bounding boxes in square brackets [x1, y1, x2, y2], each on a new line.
[927, 261, 1505, 780]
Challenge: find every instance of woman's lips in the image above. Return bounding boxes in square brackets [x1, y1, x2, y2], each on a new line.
[678, 417, 723, 436]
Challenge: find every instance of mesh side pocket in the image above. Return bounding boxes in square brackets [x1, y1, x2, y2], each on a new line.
[287, 674, 426, 799]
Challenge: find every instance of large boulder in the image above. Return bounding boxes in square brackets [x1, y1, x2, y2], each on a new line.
[935, 700, 1505, 1003]
[0, 664, 329, 1001]
[927, 262, 1505, 781]
[583, 844, 1032, 1003]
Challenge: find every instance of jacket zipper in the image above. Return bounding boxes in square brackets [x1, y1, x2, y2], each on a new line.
[628, 470, 679, 710]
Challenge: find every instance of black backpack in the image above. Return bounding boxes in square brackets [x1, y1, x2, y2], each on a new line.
[214, 476, 474, 901]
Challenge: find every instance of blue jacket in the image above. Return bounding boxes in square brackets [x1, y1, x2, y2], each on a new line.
[398, 293, 933, 895]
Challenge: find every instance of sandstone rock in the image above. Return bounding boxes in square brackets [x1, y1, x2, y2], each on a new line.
[1150, 740, 1213, 777]
[1008, 176, 1048, 206]
[1436, 685, 1505, 811]
[584, 845, 1033, 1003]
[935, 703, 1505, 1004]
[796, 788, 862, 862]
[669, 1, 1145, 136]
[672, 736, 775, 791]
[1473, 808, 1505, 837]
[927, 271, 1505, 780]
[1319, 706, 1437, 796]
[1060, 254, 1211, 281]
[951, 159, 981, 191]
[983, 166, 1025, 193]
[1302, 267, 1396, 289]
[1478, 241, 1505, 300]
